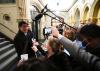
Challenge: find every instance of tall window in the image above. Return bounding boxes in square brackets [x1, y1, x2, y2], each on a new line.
[0, 0, 15, 3]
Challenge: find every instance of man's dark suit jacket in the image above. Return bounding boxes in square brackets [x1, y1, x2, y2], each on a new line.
[14, 30, 35, 60]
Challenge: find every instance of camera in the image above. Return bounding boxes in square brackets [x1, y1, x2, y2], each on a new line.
[44, 27, 52, 35]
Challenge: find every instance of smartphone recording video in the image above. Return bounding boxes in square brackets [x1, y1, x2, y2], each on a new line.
[45, 27, 52, 35]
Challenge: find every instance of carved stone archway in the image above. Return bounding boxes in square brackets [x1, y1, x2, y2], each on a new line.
[83, 7, 89, 23]
[74, 8, 80, 28]
[89, 0, 100, 24]
[81, 3, 90, 24]
[92, 0, 100, 24]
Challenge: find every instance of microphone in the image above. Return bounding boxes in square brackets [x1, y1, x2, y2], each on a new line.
[35, 13, 43, 20]
[41, 4, 47, 13]
[35, 4, 47, 20]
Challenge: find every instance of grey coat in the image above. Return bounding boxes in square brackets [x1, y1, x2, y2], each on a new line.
[59, 37, 100, 71]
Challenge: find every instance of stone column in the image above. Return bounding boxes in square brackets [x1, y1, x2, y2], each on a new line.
[16, 0, 29, 21]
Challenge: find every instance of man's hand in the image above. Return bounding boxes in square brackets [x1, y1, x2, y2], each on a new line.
[32, 39, 39, 46]
[51, 27, 59, 38]
[32, 46, 38, 52]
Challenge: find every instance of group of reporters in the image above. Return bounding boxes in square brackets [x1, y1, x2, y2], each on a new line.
[14, 21, 100, 71]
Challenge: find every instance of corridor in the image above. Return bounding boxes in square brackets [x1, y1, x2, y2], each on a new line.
[0, 0, 100, 71]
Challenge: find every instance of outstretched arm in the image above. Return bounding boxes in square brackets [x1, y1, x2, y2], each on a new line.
[51, 27, 100, 71]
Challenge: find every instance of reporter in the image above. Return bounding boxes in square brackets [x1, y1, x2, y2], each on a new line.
[51, 27, 100, 71]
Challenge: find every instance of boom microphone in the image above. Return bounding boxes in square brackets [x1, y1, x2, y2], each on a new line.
[35, 13, 43, 20]
[35, 4, 47, 20]
[41, 4, 47, 13]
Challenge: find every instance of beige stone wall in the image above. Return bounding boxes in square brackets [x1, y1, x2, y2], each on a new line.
[0, 0, 45, 40]
[67, 0, 100, 27]
[0, 4, 18, 39]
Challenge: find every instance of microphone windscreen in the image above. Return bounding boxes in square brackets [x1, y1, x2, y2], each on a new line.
[35, 14, 43, 20]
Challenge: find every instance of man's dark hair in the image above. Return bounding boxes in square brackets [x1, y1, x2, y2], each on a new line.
[15, 58, 61, 71]
[79, 24, 100, 38]
[18, 21, 28, 28]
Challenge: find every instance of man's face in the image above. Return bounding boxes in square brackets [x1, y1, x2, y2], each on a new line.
[82, 36, 96, 48]
[19, 24, 29, 33]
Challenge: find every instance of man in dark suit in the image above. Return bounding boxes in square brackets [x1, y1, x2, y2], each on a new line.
[14, 21, 35, 60]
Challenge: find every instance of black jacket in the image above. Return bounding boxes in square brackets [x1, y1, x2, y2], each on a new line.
[48, 52, 73, 71]
[14, 30, 35, 59]
[85, 45, 100, 57]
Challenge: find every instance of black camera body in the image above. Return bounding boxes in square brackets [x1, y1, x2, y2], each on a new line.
[44, 24, 64, 36]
